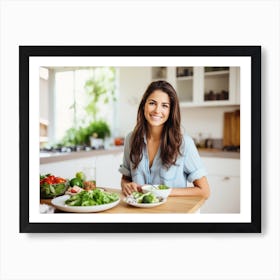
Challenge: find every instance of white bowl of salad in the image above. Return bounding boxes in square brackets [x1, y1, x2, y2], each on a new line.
[142, 184, 171, 199]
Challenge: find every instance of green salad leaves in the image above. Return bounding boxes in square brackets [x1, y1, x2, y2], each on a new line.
[131, 191, 160, 204]
[65, 189, 119, 206]
[157, 184, 169, 190]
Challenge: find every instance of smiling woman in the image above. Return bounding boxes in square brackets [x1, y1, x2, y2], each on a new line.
[119, 80, 210, 198]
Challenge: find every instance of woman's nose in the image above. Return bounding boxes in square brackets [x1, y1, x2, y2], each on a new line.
[154, 104, 161, 113]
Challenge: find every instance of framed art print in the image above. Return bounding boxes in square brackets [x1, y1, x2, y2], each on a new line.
[19, 45, 261, 233]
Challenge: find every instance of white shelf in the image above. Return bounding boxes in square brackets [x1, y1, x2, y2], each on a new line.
[204, 70, 229, 77]
[176, 76, 193, 81]
[150, 66, 240, 107]
[177, 67, 239, 106]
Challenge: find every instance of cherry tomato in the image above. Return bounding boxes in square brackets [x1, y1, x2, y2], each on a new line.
[40, 174, 66, 185]
[54, 177, 66, 184]
[47, 175, 56, 183]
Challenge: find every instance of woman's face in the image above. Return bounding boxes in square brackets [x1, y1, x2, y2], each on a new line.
[144, 90, 171, 128]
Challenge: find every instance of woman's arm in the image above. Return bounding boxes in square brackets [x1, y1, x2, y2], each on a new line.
[170, 176, 210, 199]
[121, 175, 141, 196]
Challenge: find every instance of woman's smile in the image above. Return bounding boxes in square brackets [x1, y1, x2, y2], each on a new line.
[150, 114, 162, 121]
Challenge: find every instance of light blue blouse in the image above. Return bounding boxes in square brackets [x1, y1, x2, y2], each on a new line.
[118, 132, 207, 188]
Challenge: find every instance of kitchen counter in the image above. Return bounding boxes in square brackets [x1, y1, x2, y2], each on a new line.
[198, 148, 240, 159]
[40, 146, 239, 164]
[40, 146, 124, 164]
[40, 188, 205, 214]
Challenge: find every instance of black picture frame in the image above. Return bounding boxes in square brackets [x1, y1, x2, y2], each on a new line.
[19, 46, 261, 233]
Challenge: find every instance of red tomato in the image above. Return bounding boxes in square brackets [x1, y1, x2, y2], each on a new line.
[40, 174, 66, 185]
[40, 178, 50, 185]
[47, 175, 55, 183]
[54, 177, 66, 184]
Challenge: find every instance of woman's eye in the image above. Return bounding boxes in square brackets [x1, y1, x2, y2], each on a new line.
[149, 101, 156, 106]
[163, 104, 169, 109]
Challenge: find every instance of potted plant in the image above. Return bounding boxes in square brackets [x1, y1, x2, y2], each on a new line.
[59, 126, 89, 146]
[87, 120, 111, 148]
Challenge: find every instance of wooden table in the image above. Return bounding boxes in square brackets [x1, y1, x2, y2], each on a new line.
[40, 188, 205, 214]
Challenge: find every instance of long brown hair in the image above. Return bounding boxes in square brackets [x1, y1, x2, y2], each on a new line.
[130, 80, 182, 169]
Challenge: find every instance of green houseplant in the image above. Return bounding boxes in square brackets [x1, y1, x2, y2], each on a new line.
[60, 120, 111, 147]
[87, 120, 111, 139]
[60, 126, 88, 146]
[87, 120, 111, 148]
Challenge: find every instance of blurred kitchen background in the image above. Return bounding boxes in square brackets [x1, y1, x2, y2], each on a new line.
[40, 66, 240, 213]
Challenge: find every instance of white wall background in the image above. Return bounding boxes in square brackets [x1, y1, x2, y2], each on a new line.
[1, 1, 279, 280]
[118, 67, 151, 136]
[181, 106, 240, 139]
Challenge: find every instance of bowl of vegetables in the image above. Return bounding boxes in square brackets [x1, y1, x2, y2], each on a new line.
[142, 184, 171, 199]
[40, 174, 69, 198]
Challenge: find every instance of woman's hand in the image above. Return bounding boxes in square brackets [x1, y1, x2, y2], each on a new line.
[122, 182, 140, 196]
[121, 175, 141, 196]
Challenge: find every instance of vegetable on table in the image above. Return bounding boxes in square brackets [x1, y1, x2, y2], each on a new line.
[40, 174, 68, 198]
[131, 191, 160, 204]
[65, 189, 119, 207]
[157, 184, 169, 190]
[75, 171, 86, 181]
[69, 177, 83, 187]
[40, 174, 66, 185]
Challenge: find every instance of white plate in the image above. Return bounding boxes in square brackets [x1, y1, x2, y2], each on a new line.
[51, 195, 120, 213]
[123, 197, 167, 208]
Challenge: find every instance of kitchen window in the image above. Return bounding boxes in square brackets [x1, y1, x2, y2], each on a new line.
[41, 67, 117, 145]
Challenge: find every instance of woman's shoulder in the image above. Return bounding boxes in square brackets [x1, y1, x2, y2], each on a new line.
[123, 131, 133, 146]
[182, 132, 194, 144]
[125, 131, 133, 140]
[181, 132, 197, 152]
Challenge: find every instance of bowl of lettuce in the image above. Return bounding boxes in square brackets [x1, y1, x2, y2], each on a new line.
[40, 174, 69, 198]
[142, 184, 171, 199]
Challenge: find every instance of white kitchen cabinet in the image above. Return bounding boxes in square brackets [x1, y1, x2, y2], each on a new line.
[178, 67, 240, 107]
[95, 153, 123, 188]
[200, 175, 240, 213]
[152, 66, 240, 107]
[200, 157, 240, 213]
